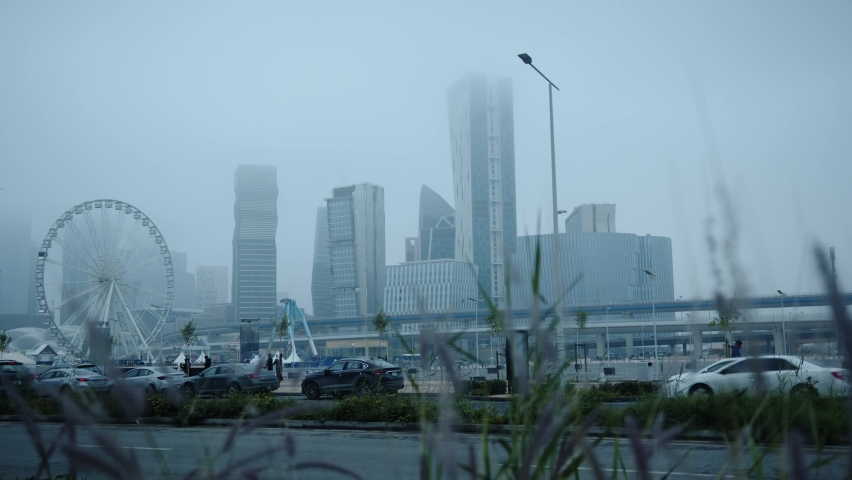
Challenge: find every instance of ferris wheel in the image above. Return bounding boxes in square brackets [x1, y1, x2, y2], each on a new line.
[35, 199, 174, 360]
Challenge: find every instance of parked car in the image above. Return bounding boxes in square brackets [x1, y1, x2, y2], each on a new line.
[33, 368, 112, 396]
[120, 366, 186, 393]
[301, 357, 404, 400]
[39, 363, 102, 380]
[667, 356, 849, 397]
[0, 360, 35, 396]
[178, 364, 279, 397]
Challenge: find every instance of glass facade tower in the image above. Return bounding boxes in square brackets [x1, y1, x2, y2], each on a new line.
[232, 165, 278, 322]
[311, 206, 334, 319]
[448, 74, 517, 307]
[326, 183, 385, 317]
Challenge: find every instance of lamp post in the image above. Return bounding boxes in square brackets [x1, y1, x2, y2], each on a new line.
[466, 297, 484, 377]
[518, 53, 566, 360]
[605, 307, 611, 364]
[777, 290, 787, 355]
[362, 313, 371, 358]
[643, 269, 659, 362]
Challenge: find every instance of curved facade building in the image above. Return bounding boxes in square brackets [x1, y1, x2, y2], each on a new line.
[418, 185, 455, 261]
[512, 233, 674, 314]
[232, 165, 278, 322]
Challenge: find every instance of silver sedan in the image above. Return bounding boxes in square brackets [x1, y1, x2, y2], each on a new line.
[33, 368, 112, 396]
[120, 366, 186, 393]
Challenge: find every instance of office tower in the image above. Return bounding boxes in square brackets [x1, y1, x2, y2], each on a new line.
[512, 233, 674, 312]
[564, 204, 617, 233]
[311, 207, 334, 319]
[384, 259, 477, 315]
[448, 74, 517, 307]
[418, 185, 455, 261]
[232, 165, 278, 321]
[0, 210, 36, 314]
[196, 266, 229, 309]
[326, 183, 385, 317]
[169, 252, 197, 310]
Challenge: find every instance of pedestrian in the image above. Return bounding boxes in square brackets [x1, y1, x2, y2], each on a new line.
[204, 355, 211, 369]
[275, 352, 283, 381]
[266, 353, 273, 371]
[731, 340, 743, 358]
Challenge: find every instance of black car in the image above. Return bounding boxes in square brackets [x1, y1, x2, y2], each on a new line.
[301, 357, 404, 400]
[178, 363, 280, 397]
[0, 360, 35, 396]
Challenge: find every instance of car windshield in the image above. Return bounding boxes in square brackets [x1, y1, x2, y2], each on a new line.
[701, 359, 739, 373]
[803, 359, 828, 368]
[371, 360, 398, 368]
[74, 369, 101, 377]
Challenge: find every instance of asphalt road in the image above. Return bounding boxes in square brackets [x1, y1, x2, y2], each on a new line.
[0, 422, 848, 479]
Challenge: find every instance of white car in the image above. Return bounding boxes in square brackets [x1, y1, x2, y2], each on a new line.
[667, 355, 849, 397]
[120, 366, 187, 393]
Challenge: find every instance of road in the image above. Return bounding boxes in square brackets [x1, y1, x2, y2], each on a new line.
[0, 423, 847, 479]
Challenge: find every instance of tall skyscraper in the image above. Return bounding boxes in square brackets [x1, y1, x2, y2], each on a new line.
[232, 165, 278, 322]
[0, 210, 36, 315]
[564, 204, 617, 233]
[170, 251, 197, 310]
[310, 206, 334, 319]
[325, 183, 385, 317]
[418, 185, 455, 261]
[448, 74, 517, 307]
[196, 266, 229, 309]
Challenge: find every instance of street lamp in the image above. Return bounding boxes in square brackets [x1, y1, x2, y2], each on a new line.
[362, 313, 372, 358]
[518, 53, 566, 360]
[777, 290, 787, 355]
[605, 307, 611, 364]
[643, 269, 659, 364]
[466, 297, 484, 377]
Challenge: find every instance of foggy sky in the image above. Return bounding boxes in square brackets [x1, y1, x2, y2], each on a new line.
[1, 2, 851, 314]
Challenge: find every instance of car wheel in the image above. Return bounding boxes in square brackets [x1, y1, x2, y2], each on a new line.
[145, 384, 156, 395]
[354, 381, 372, 397]
[791, 383, 818, 398]
[182, 383, 195, 397]
[227, 383, 241, 395]
[304, 381, 321, 400]
[688, 384, 713, 397]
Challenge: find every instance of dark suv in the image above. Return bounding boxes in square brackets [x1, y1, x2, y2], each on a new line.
[0, 360, 35, 396]
[301, 357, 404, 400]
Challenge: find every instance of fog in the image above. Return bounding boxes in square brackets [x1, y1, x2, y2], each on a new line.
[1, 2, 851, 314]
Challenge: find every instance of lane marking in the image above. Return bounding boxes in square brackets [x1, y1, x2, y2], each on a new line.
[78, 445, 171, 451]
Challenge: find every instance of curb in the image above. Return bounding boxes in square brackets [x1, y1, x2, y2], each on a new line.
[0, 415, 728, 442]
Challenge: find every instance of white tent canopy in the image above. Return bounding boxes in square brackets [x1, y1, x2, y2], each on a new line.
[194, 351, 207, 364]
[282, 349, 302, 364]
[172, 352, 186, 365]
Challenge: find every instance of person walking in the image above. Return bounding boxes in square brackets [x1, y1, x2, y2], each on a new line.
[275, 352, 283, 381]
[204, 355, 211, 369]
[731, 340, 743, 358]
[266, 353, 273, 371]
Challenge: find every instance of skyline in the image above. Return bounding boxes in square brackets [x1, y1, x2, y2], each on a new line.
[1, 2, 851, 315]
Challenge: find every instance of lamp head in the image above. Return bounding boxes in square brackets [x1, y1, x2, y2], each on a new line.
[518, 53, 533, 65]
[643, 269, 656, 277]
[777, 290, 784, 296]
[557, 209, 567, 214]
